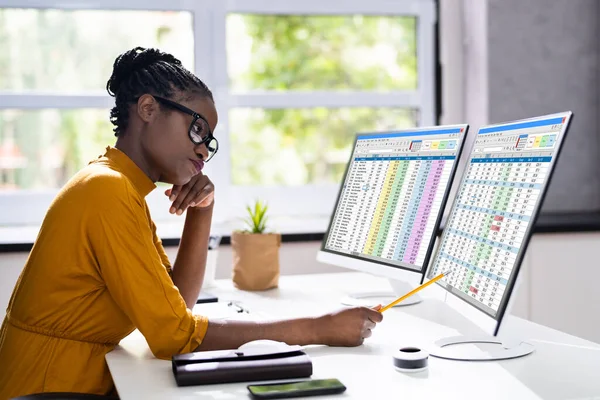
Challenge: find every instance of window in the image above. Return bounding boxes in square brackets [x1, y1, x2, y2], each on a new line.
[227, 14, 417, 92]
[0, 0, 437, 229]
[0, 8, 194, 92]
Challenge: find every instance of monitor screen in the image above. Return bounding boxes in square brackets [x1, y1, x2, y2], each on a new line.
[428, 113, 572, 320]
[322, 125, 468, 273]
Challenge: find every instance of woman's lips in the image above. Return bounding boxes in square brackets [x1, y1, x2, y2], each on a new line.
[190, 159, 204, 173]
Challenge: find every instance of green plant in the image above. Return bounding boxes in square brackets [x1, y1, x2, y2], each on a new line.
[243, 199, 269, 234]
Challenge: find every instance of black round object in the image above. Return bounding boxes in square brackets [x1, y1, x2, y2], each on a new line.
[392, 347, 429, 371]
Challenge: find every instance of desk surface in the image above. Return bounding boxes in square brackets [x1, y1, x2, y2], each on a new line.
[106, 272, 600, 400]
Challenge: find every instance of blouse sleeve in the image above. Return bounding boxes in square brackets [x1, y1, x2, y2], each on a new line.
[88, 176, 208, 359]
[150, 216, 173, 279]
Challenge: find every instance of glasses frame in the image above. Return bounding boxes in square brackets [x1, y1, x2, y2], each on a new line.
[152, 95, 219, 162]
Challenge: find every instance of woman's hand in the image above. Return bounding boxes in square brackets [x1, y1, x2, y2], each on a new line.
[316, 305, 383, 347]
[165, 173, 214, 215]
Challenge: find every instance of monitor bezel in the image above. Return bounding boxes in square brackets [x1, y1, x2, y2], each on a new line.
[319, 124, 469, 281]
[425, 111, 573, 336]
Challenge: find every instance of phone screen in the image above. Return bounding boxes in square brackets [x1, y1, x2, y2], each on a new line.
[248, 379, 346, 398]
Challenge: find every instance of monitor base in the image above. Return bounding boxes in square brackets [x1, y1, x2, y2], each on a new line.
[341, 279, 422, 308]
[429, 335, 535, 361]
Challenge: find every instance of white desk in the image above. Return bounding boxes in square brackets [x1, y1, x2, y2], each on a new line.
[106, 273, 600, 400]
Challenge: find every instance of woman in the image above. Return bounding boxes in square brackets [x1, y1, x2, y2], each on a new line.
[0, 47, 382, 399]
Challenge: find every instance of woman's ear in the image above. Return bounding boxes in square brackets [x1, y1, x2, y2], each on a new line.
[136, 94, 159, 123]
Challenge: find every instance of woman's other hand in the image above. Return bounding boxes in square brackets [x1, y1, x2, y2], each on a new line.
[165, 173, 214, 215]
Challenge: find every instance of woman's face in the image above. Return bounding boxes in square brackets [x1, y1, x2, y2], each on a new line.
[143, 95, 218, 185]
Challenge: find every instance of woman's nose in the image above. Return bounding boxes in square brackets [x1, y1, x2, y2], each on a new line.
[195, 143, 209, 160]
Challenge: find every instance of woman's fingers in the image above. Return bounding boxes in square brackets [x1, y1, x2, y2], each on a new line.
[184, 182, 214, 210]
[167, 185, 182, 202]
[168, 176, 214, 215]
[170, 184, 193, 214]
[177, 181, 206, 212]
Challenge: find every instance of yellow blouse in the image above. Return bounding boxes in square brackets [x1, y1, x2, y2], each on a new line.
[0, 147, 208, 399]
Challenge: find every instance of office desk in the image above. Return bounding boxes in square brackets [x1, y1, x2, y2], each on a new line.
[106, 273, 600, 399]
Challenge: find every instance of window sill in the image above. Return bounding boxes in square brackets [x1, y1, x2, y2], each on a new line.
[0, 215, 330, 252]
[2, 211, 600, 253]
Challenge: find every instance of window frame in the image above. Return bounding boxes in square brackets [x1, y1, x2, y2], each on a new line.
[0, 0, 437, 228]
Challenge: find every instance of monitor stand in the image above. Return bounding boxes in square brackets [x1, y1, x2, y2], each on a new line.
[428, 335, 534, 361]
[340, 278, 422, 308]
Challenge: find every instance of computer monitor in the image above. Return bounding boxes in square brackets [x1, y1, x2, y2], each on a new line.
[318, 125, 468, 307]
[425, 111, 573, 360]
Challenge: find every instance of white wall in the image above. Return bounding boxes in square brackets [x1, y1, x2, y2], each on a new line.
[163, 241, 345, 281]
[2, 234, 599, 344]
[525, 233, 600, 343]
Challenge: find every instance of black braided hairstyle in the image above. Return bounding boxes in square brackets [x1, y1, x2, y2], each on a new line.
[106, 47, 213, 136]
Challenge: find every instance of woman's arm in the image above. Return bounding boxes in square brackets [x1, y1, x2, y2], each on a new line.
[167, 172, 215, 308]
[196, 306, 383, 350]
[172, 205, 213, 308]
[197, 318, 319, 350]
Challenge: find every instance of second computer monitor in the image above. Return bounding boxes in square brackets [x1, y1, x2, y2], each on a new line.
[427, 112, 572, 342]
[318, 125, 468, 305]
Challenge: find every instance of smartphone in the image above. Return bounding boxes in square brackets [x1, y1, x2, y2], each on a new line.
[247, 378, 346, 399]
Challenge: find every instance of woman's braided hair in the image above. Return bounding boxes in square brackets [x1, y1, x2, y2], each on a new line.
[106, 47, 213, 136]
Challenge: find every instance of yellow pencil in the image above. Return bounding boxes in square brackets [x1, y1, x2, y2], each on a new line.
[379, 270, 453, 312]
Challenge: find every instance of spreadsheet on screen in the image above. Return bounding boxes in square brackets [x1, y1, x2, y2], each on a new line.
[324, 127, 465, 271]
[429, 116, 567, 317]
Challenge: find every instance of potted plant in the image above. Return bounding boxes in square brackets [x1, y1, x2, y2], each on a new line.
[231, 200, 281, 291]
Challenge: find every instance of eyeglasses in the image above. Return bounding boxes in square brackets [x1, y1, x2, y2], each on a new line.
[153, 95, 219, 162]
